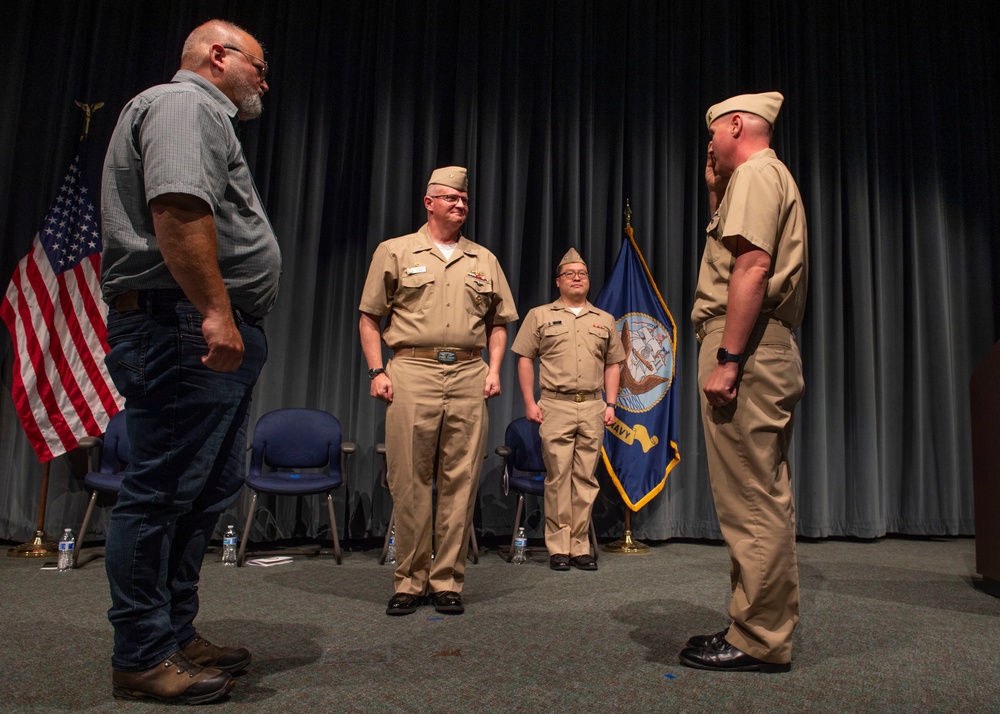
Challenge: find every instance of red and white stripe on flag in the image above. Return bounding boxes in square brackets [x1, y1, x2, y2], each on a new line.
[1, 144, 123, 462]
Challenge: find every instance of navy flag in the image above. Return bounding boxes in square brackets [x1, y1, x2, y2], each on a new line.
[594, 224, 680, 511]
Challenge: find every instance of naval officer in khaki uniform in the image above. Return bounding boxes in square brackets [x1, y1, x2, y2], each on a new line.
[359, 166, 518, 616]
[511, 249, 625, 571]
[680, 92, 808, 673]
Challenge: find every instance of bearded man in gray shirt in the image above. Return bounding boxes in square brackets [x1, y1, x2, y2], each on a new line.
[100, 19, 280, 704]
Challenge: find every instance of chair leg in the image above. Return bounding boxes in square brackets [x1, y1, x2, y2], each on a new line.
[379, 508, 395, 565]
[326, 494, 342, 564]
[74, 491, 99, 568]
[502, 494, 526, 563]
[468, 525, 479, 564]
[237, 493, 257, 567]
[589, 518, 600, 561]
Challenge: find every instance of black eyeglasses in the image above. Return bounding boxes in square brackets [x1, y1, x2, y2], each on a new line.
[558, 270, 589, 279]
[223, 45, 269, 79]
[430, 194, 470, 206]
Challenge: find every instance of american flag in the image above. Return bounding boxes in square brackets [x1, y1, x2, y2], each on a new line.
[1, 141, 123, 462]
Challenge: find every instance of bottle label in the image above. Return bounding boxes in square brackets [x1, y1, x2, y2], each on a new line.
[223, 537, 237, 546]
[59, 542, 74, 551]
[514, 537, 526, 547]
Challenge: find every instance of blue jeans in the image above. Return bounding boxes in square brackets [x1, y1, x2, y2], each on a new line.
[103, 292, 267, 671]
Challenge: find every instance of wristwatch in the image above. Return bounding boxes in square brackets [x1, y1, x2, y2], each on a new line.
[716, 348, 742, 364]
[368, 367, 386, 379]
[606, 403, 617, 409]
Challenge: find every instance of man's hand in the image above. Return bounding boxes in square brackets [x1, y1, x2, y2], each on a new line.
[705, 145, 730, 213]
[483, 373, 502, 400]
[705, 145, 720, 189]
[525, 402, 543, 424]
[200, 311, 244, 372]
[603, 406, 616, 426]
[703, 362, 739, 407]
[371, 373, 393, 403]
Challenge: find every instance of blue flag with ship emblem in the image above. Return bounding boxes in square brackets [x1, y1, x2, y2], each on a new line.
[594, 226, 680, 511]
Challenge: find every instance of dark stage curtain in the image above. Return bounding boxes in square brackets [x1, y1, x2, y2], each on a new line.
[1, 1, 997, 544]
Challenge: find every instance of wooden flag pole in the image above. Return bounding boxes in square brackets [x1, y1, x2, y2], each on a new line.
[7, 461, 57, 557]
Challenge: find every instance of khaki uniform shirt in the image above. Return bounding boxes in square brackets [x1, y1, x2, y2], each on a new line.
[691, 148, 808, 329]
[512, 300, 626, 393]
[359, 224, 518, 349]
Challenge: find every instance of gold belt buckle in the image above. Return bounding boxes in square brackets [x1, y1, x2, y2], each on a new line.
[574, 392, 586, 403]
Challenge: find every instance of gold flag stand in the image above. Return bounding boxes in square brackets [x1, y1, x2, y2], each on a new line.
[603, 508, 650, 554]
[7, 461, 57, 557]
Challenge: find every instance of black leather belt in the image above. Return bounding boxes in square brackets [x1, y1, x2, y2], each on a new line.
[113, 289, 260, 326]
[114, 289, 186, 312]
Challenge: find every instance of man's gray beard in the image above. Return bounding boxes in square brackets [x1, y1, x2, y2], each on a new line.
[231, 74, 263, 120]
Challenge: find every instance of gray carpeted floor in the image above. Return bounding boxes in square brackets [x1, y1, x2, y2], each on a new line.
[1, 536, 998, 713]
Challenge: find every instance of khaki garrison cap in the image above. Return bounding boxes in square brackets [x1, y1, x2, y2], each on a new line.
[705, 91, 784, 129]
[427, 166, 469, 191]
[557, 247, 586, 270]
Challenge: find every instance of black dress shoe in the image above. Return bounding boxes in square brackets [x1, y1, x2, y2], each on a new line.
[569, 554, 598, 571]
[679, 639, 790, 673]
[386, 592, 426, 616]
[686, 627, 730, 649]
[550, 554, 570, 571]
[430, 590, 464, 614]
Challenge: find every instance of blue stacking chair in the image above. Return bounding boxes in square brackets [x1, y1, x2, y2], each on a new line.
[238, 408, 355, 566]
[75, 410, 130, 568]
[494, 417, 599, 562]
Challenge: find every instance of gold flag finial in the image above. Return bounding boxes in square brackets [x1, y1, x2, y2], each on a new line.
[74, 101, 104, 139]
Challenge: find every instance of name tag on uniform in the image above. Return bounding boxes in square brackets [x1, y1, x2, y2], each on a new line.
[406, 266, 427, 275]
[546, 320, 563, 327]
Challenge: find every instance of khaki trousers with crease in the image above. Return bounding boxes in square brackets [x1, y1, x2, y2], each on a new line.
[538, 396, 604, 557]
[385, 356, 487, 595]
[698, 319, 803, 664]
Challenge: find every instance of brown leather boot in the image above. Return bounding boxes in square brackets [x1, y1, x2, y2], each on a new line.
[181, 634, 252, 673]
[112, 651, 234, 704]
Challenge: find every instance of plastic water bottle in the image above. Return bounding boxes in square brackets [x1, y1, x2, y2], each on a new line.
[57, 528, 75, 571]
[386, 525, 397, 564]
[222, 525, 238, 566]
[511, 527, 527, 564]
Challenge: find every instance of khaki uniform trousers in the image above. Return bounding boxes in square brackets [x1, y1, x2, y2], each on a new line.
[698, 319, 803, 664]
[385, 356, 488, 595]
[538, 396, 604, 557]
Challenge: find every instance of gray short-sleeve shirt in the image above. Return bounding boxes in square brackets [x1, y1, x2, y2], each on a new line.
[101, 70, 281, 318]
